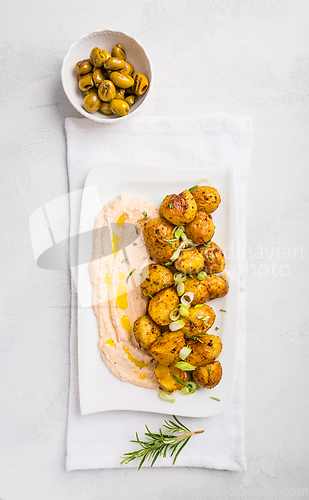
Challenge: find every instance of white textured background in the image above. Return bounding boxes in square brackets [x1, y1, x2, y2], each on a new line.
[1, 1, 308, 499]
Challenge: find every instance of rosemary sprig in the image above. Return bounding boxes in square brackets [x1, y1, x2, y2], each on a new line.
[120, 415, 204, 469]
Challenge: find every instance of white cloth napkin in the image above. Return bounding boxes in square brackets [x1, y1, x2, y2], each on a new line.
[65, 114, 252, 471]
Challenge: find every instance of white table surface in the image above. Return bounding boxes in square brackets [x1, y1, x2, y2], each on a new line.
[1, 1, 308, 499]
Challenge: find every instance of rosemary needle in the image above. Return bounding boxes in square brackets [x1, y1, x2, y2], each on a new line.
[120, 415, 204, 469]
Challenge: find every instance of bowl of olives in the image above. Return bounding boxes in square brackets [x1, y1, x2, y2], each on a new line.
[62, 30, 152, 122]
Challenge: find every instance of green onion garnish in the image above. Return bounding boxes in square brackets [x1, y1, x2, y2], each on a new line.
[194, 304, 203, 309]
[185, 196, 189, 199]
[154, 281, 159, 285]
[210, 397, 220, 402]
[220, 309, 227, 313]
[175, 361, 197, 371]
[197, 315, 203, 320]
[197, 271, 207, 280]
[133, 242, 137, 246]
[204, 242, 211, 248]
[162, 284, 166, 288]
[121, 258, 127, 263]
[189, 274, 194, 279]
[215, 326, 219, 331]
[159, 391, 176, 403]
[143, 256, 147, 259]
[208, 367, 211, 374]
[126, 269, 136, 283]
[171, 374, 188, 387]
[143, 211, 147, 217]
[169, 204, 173, 209]
[179, 346, 192, 360]
[146, 291, 154, 299]
[208, 255, 213, 261]
[189, 185, 199, 192]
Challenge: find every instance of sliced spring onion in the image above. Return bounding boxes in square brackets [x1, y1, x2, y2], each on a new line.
[169, 308, 180, 322]
[220, 309, 227, 313]
[197, 315, 203, 320]
[177, 282, 185, 296]
[143, 211, 147, 217]
[189, 185, 199, 192]
[194, 304, 203, 308]
[215, 326, 219, 331]
[174, 226, 185, 239]
[208, 367, 211, 374]
[203, 315, 210, 323]
[171, 374, 187, 387]
[197, 178, 211, 186]
[174, 272, 187, 284]
[146, 291, 154, 299]
[153, 281, 159, 285]
[210, 396, 220, 402]
[180, 292, 194, 307]
[197, 271, 207, 280]
[179, 305, 189, 318]
[204, 241, 211, 248]
[159, 391, 176, 403]
[175, 361, 197, 371]
[180, 387, 194, 395]
[169, 319, 185, 331]
[179, 346, 192, 360]
[170, 239, 199, 263]
[180, 381, 199, 395]
[168, 203, 173, 209]
[181, 232, 187, 242]
[208, 255, 213, 261]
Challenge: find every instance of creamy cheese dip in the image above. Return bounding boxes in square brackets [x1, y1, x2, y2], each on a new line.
[89, 194, 160, 390]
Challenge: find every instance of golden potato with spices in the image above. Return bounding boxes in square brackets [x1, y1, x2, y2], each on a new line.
[198, 242, 225, 274]
[184, 275, 229, 305]
[185, 335, 222, 367]
[154, 362, 188, 391]
[193, 361, 222, 388]
[133, 315, 161, 351]
[160, 190, 197, 225]
[144, 218, 180, 263]
[185, 212, 215, 244]
[149, 331, 185, 365]
[174, 248, 204, 275]
[191, 186, 221, 214]
[140, 264, 174, 298]
[182, 304, 216, 338]
[148, 288, 179, 326]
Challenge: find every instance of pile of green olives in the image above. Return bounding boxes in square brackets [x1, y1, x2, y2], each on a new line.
[75, 43, 149, 117]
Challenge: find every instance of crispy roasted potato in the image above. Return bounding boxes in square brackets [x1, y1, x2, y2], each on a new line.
[149, 331, 185, 365]
[144, 218, 179, 263]
[160, 189, 197, 225]
[198, 242, 225, 274]
[193, 360, 222, 388]
[174, 248, 204, 275]
[148, 288, 179, 326]
[191, 186, 221, 214]
[140, 264, 174, 298]
[154, 362, 189, 391]
[185, 212, 215, 244]
[182, 304, 216, 338]
[133, 315, 161, 351]
[185, 335, 222, 367]
[184, 275, 229, 304]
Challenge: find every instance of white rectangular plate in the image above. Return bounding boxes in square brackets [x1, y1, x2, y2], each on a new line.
[78, 161, 238, 417]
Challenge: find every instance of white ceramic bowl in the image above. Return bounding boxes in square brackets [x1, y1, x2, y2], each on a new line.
[61, 29, 152, 123]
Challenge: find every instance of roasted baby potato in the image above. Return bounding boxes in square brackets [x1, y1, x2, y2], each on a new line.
[193, 360, 222, 388]
[148, 288, 179, 326]
[185, 212, 215, 244]
[182, 304, 216, 338]
[185, 335, 222, 367]
[149, 331, 185, 365]
[174, 248, 204, 275]
[140, 264, 174, 297]
[184, 275, 229, 305]
[198, 242, 225, 274]
[154, 362, 189, 391]
[160, 189, 197, 225]
[191, 186, 221, 214]
[144, 218, 179, 263]
[133, 315, 161, 351]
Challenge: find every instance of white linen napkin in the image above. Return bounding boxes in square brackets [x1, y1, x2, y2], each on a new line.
[65, 114, 252, 471]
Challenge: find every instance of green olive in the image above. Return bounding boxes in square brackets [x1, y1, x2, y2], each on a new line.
[75, 59, 93, 75]
[125, 95, 137, 106]
[79, 73, 94, 91]
[85, 87, 98, 96]
[110, 99, 130, 116]
[109, 71, 134, 89]
[98, 80, 116, 102]
[120, 61, 134, 76]
[99, 102, 113, 115]
[132, 72, 149, 95]
[83, 93, 101, 113]
[89, 47, 111, 68]
[104, 57, 126, 71]
[92, 68, 106, 87]
[115, 87, 125, 99]
[111, 43, 126, 60]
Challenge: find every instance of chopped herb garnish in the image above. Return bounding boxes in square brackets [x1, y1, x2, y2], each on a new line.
[143, 211, 147, 217]
[194, 304, 203, 309]
[208, 367, 211, 374]
[162, 284, 166, 288]
[189, 185, 199, 192]
[121, 258, 127, 263]
[150, 257, 153, 261]
[143, 256, 147, 259]
[154, 281, 159, 285]
[126, 268, 136, 283]
[220, 309, 227, 313]
[197, 315, 203, 320]
[185, 196, 189, 199]
[204, 242, 211, 248]
[208, 255, 213, 261]
[146, 291, 154, 300]
[210, 397, 220, 402]
[169, 204, 173, 209]
[214, 226, 216, 229]
[189, 274, 194, 279]
[133, 242, 138, 246]
[171, 374, 188, 387]
[162, 262, 171, 268]
[215, 326, 219, 331]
